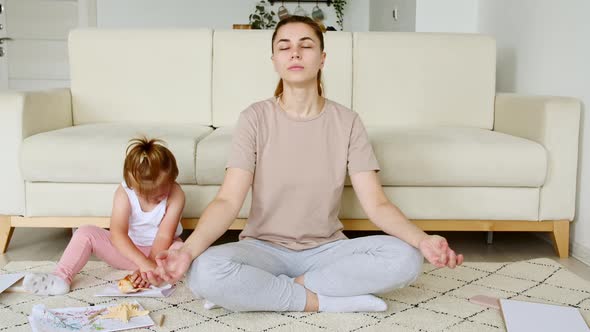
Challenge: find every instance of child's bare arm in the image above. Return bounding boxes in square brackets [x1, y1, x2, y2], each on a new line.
[149, 183, 185, 260]
[110, 185, 155, 271]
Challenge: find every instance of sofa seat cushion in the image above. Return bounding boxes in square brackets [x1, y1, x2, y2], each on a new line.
[370, 127, 547, 187]
[22, 123, 213, 184]
[197, 126, 546, 187]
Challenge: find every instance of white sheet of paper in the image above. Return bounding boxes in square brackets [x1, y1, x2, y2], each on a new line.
[500, 299, 590, 332]
[28, 300, 153, 332]
[0, 273, 24, 294]
[94, 283, 175, 297]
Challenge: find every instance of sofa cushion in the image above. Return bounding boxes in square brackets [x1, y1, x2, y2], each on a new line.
[21, 123, 213, 184]
[370, 127, 547, 187]
[353, 32, 496, 129]
[69, 29, 213, 126]
[196, 126, 546, 187]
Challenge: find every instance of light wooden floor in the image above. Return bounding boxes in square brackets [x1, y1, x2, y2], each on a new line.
[1, 228, 589, 281]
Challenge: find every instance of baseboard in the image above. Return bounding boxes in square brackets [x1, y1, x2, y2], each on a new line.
[572, 242, 590, 266]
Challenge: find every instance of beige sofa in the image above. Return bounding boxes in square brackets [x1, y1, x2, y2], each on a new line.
[0, 29, 581, 258]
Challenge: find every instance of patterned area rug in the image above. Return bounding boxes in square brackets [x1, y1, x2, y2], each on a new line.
[1, 258, 589, 331]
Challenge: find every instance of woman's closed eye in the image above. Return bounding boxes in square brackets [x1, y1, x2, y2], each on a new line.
[278, 45, 312, 51]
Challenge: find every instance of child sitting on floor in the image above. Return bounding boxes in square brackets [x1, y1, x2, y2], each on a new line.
[24, 137, 184, 295]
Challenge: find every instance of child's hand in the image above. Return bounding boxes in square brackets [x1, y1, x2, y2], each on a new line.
[137, 261, 164, 286]
[129, 270, 150, 289]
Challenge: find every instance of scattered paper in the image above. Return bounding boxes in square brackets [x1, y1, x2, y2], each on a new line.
[95, 283, 176, 297]
[28, 300, 154, 332]
[500, 299, 590, 332]
[0, 273, 24, 294]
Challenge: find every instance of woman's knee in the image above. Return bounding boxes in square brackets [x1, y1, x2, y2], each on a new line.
[186, 247, 235, 299]
[399, 244, 423, 284]
[375, 236, 423, 288]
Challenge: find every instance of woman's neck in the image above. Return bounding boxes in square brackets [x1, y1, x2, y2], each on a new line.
[278, 83, 324, 119]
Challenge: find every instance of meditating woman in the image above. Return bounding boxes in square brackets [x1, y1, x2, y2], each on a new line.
[151, 16, 463, 312]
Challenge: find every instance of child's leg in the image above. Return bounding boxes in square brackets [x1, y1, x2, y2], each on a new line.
[25, 225, 113, 295]
[25, 225, 149, 295]
[53, 225, 147, 283]
[54, 226, 150, 283]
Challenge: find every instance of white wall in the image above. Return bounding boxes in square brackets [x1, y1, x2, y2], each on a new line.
[97, 0, 369, 31]
[415, 0, 478, 33]
[344, 0, 370, 32]
[478, 0, 590, 263]
[370, 0, 416, 32]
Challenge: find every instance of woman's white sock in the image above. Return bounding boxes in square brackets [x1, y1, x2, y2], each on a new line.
[317, 294, 387, 312]
[203, 300, 220, 310]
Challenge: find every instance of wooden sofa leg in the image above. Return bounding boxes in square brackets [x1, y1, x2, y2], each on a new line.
[1, 216, 15, 254]
[551, 220, 570, 258]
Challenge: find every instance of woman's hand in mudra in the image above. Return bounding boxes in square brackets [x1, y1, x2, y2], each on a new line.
[154, 248, 193, 284]
[418, 235, 464, 268]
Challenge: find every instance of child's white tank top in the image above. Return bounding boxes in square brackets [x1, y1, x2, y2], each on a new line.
[122, 182, 183, 246]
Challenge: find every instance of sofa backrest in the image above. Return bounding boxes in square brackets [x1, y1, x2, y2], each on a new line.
[353, 32, 496, 129]
[68, 29, 496, 129]
[211, 30, 353, 127]
[69, 29, 213, 126]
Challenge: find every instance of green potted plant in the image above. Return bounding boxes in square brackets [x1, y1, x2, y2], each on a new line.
[332, 0, 347, 31]
[249, 1, 278, 29]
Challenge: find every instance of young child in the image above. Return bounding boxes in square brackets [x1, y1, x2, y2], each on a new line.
[24, 137, 185, 295]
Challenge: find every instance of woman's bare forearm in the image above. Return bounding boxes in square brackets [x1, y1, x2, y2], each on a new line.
[180, 198, 240, 259]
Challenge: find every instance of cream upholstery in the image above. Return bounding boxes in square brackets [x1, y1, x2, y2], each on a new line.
[25, 182, 252, 219]
[195, 126, 547, 187]
[368, 127, 546, 187]
[495, 94, 581, 220]
[25, 183, 538, 221]
[353, 33, 496, 129]
[0, 88, 72, 215]
[195, 126, 233, 185]
[69, 29, 213, 126]
[21, 123, 213, 184]
[340, 186, 540, 221]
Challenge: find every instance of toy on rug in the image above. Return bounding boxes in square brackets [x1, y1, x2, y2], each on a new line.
[101, 302, 150, 323]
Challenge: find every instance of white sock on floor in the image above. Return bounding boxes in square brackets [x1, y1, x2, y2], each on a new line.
[317, 294, 387, 312]
[203, 300, 220, 310]
[23, 273, 70, 296]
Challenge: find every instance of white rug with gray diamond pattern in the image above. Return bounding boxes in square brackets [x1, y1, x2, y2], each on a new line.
[1, 258, 589, 331]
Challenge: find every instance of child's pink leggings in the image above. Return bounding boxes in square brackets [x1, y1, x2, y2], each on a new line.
[54, 225, 183, 284]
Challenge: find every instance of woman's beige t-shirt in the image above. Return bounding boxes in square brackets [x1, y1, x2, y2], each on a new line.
[226, 98, 380, 250]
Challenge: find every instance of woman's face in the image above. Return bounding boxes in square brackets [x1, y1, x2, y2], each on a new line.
[272, 23, 326, 86]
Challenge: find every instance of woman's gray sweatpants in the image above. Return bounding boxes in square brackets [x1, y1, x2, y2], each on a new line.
[187, 235, 423, 312]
